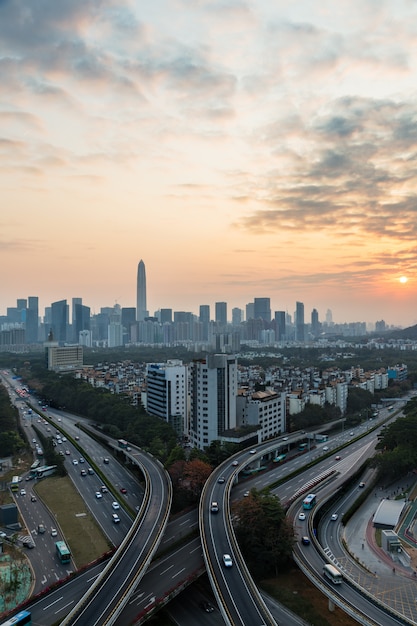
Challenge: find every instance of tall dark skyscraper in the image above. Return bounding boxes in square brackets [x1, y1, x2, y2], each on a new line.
[136, 259, 147, 322]
[51, 299, 69, 344]
[254, 297, 271, 322]
[295, 301, 305, 342]
[215, 302, 227, 326]
[199, 305, 210, 341]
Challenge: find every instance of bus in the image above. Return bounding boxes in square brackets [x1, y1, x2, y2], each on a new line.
[36, 465, 57, 479]
[29, 460, 41, 478]
[298, 443, 308, 451]
[316, 434, 328, 442]
[55, 540, 71, 564]
[387, 405, 394, 412]
[273, 454, 287, 463]
[118, 439, 128, 449]
[10, 476, 20, 492]
[0, 610, 32, 625]
[302, 493, 317, 510]
[323, 563, 343, 584]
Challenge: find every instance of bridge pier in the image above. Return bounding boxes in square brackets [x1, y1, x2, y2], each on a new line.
[328, 598, 335, 612]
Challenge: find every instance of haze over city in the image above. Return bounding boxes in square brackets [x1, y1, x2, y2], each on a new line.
[1, 1, 417, 327]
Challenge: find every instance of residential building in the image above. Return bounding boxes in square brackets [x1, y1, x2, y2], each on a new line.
[146, 360, 188, 436]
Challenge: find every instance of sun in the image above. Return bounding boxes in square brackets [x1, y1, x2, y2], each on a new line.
[399, 276, 408, 284]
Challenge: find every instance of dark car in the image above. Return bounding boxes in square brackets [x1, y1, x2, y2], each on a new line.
[301, 536, 310, 545]
[120, 487, 127, 494]
[200, 600, 215, 613]
[23, 540, 35, 549]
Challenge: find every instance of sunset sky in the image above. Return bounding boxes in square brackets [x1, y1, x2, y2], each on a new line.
[1, 0, 417, 328]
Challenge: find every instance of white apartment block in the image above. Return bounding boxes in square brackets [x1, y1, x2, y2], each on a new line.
[241, 388, 286, 442]
[146, 360, 187, 437]
[189, 354, 237, 450]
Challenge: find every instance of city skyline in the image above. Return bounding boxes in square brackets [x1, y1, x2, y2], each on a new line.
[1, 2, 417, 327]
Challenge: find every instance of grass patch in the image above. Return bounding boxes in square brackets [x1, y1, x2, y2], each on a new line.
[261, 565, 358, 626]
[35, 476, 111, 568]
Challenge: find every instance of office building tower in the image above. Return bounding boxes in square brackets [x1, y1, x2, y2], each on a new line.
[26, 297, 39, 343]
[215, 302, 227, 326]
[73, 304, 91, 343]
[146, 360, 188, 437]
[136, 260, 148, 322]
[245, 302, 254, 321]
[108, 304, 123, 347]
[189, 354, 237, 450]
[254, 298, 271, 322]
[295, 301, 305, 342]
[17, 299, 27, 312]
[122, 307, 136, 344]
[326, 309, 333, 324]
[232, 307, 243, 326]
[160, 309, 173, 324]
[311, 308, 320, 338]
[274, 311, 286, 341]
[199, 305, 210, 341]
[51, 300, 69, 344]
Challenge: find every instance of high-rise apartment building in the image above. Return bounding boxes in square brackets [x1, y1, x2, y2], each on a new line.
[136, 259, 148, 322]
[245, 302, 255, 321]
[26, 296, 39, 344]
[189, 354, 237, 450]
[215, 302, 227, 326]
[199, 305, 210, 341]
[232, 307, 243, 326]
[254, 298, 271, 322]
[146, 360, 188, 437]
[295, 301, 305, 343]
[274, 311, 286, 341]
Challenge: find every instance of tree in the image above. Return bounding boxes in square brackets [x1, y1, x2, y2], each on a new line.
[232, 488, 294, 578]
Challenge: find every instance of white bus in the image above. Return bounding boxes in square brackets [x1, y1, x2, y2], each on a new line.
[323, 563, 343, 584]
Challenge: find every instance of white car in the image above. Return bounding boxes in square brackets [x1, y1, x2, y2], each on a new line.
[299, 512, 306, 521]
[222, 554, 233, 567]
[95, 492, 103, 499]
[249, 449, 257, 454]
[72, 459, 78, 465]
[112, 513, 120, 523]
[20, 489, 26, 496]
[331, 513, 338, 521]
[112, 502, 120, 510]
[51, 528, 58, 537]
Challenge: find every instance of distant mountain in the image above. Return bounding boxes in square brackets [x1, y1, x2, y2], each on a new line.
[384, 324, 417, 340]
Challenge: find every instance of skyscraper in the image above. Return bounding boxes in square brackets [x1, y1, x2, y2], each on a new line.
[136, 260, 148, 322]
[254, 298, 271, 322]
[295, 301, 305, 343]
[215, 302, 227, 326]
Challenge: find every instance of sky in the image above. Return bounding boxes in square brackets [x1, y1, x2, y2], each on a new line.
[1, 0, 417, 328]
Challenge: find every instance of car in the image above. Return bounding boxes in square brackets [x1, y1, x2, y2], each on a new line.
[222, 554, 233, 567]
[217, 477, 225, 484]
[231, 460, 239, 467]
[80, 469, 87, 476]
[72, 459, 78, 465]
[75, 435, 80, 440]
[57, 418, 61, 422]
[0, 531, 7, 539]
[65, 450, 70, 455]
[59, 451, 65, 456]
[62, 437, 67, 442]
[200, 600, 215, 613]
[32, 438, 36, 443]
[249, 449, 257, 454]
[323, 446, 329, 451]
[112, 513, 120, 523]
[301, 536, 310, 545]
[100, 485, 108, 493]
[335, 455, 341, 461]
[282, 436, 289, 441]
[349, 432, 354, 436]
[25, 475, 32, 481]
[87, 468, 94, 475]
[20, 489, 26, 496]
[210, 501, 219, 513]
[298, 512, 306, 521]
[331, 513, 338, 521]
[51, 528, 57, 537]
[103, 458, 109, 464]
[23, 540, 34, 549]
[359, 482, 366, 488]
[112, 501, 120, 510]
[30, 495, 36, 502]
[79, 457, 85, 463]
[120, 487, 127, 494]
[243, 490, 250, 497]
[95, 492, 103, 499]
[38, 523, 46, 534]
